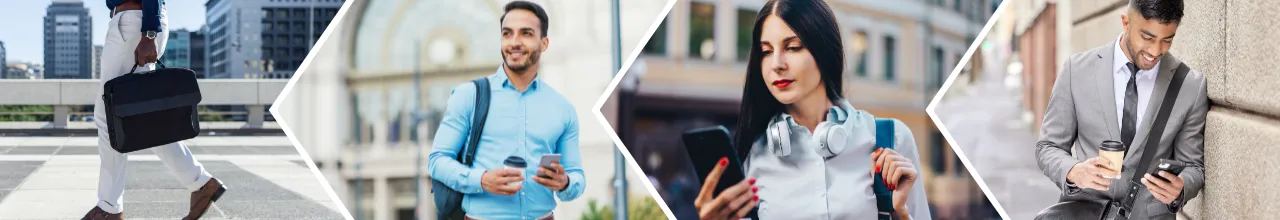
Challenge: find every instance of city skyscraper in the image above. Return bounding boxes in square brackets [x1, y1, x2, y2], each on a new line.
[92, 45, 102, 79]
[161, 29, 194, 68]
[159, 29, 209, 78]
[43, 0, 93, 79]
[0, 41, 7, 78]
[205, 0, 343, 79]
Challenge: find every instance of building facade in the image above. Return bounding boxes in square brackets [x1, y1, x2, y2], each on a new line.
[161, 29, 194, 69]
[92, 45, 102, 79]
[43, 0, 93, 79]
[204, 0, 343, 79]
[0, 41, 6, 78]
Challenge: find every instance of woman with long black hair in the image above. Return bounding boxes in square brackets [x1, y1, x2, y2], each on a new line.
[692, 0, 930, 219]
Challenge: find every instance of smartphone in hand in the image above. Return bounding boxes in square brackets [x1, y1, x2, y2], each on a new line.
[538, 154, 562, 178]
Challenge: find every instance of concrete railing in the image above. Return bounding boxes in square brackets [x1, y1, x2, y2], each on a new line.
[0, 79, 287, 129]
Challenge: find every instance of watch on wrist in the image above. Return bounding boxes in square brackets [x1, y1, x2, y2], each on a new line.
[144, 31, 158, 40]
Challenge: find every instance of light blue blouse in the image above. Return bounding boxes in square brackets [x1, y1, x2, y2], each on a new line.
[746, 100, 932, 219]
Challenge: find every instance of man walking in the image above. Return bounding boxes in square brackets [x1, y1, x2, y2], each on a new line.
[428, 1, 585, 220]
[82, 1, 226, 219]
[1035, 0, 1206, 219]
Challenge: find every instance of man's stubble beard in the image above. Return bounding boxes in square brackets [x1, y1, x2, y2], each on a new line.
[504, 49, 542, 73]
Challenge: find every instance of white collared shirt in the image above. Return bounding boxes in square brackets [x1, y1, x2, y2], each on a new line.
[744, 100, 931, 220]
[1112, 35, 1159, 129]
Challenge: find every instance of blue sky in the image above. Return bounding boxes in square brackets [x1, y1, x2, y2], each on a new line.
[0, 0, 207, 64]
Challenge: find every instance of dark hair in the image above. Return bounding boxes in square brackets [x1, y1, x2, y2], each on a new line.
[1130, 0, 1183, 24]
[733, 0, 845, 158]
[501, 1, 550, 37]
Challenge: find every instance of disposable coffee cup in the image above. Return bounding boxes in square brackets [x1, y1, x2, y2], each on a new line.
[1098, 141, 1126, 179]
[503, 156, 527, 187]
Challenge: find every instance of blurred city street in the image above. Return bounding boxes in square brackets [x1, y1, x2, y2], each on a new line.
[0, 136, 344, 220]
[934, 59, 1058, 220]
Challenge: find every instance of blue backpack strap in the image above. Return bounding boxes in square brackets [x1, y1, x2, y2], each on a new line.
[873, 118, 895, 219]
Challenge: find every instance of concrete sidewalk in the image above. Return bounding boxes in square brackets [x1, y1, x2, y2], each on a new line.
[0, 137, 343, 220]
[934, 67, 1060, 220]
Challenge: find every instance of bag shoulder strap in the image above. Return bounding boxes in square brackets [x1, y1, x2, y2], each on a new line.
[458, 78, 491, 166]
[873, 118, 895, 220]
[1120, 63, 1190, 208]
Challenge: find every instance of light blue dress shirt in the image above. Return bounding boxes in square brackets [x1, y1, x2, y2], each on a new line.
[428, 69, 585, 219]
[746, 100, 931, 219]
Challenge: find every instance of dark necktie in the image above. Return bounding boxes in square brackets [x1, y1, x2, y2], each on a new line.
[1122, 63, 1139, 147]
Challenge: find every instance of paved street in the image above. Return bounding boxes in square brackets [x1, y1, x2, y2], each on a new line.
[934, 69, 1060, 220]
[0, 136, 344, 220]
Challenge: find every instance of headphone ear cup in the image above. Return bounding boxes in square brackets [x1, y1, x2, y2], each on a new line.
[770, 120, 791, 157]
[814, 123, 848, 158]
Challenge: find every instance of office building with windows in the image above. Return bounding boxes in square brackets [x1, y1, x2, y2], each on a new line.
[43, 0, 93, 79]
[204, 0, 343, 79]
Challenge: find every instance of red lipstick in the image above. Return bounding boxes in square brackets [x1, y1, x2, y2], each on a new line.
[772, 79, 794, 89]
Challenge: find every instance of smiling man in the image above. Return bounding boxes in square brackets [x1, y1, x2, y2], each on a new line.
[428, 1, 584, 220]
[1034, 0, 1207, 219]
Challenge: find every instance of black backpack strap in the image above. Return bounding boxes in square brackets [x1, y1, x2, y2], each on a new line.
[459, 78, 491, 166]
[1117, 63, 1189, 214]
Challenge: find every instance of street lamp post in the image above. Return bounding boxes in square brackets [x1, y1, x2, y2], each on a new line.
[610, 0, 629, 219]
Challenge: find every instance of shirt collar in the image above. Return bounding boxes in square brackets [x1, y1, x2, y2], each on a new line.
[494, 67, 542, 91]
[1112, 35, 1159, 79]
[778, 99, 852, 127]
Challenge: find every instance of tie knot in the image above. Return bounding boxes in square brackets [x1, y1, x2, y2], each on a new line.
[1126, 62, 1140, 76]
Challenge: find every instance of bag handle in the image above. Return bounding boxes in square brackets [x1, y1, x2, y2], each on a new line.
[1116, 63, 1189, 215]
[457, 78, 491, 166]
[128, 60, 168, 74]
[873, 118, 895, 220]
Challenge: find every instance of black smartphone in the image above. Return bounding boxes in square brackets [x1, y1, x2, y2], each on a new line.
[1149, 159, 1186, 182]
[682, 126, 747, 196]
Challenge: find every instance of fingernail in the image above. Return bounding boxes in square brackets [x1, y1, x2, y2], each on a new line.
[753, 195, 759, 201]
[752, 186, 758, 193]
[888, 184, 895, 190]
[875, 165, 881, 173]
[718, 157, 728, 166]
[749, 178, 757, 185]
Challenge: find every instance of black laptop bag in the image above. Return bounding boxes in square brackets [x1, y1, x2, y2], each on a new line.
[102, 61, 202, 153]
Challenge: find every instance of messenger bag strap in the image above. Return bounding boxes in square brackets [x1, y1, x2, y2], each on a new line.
[459, 78, 491, 166]
[1117, 63, 1189, 214]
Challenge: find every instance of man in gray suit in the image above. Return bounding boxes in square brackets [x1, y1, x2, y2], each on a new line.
[1035, 0, 1206, 218]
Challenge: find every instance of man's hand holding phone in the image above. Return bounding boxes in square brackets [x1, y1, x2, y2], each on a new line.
[533, 162, 569, 191]
[1066, 157, 1120, 191]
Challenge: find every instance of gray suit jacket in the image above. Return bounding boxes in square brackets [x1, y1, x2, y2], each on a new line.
[1035, 41, 1208, 219]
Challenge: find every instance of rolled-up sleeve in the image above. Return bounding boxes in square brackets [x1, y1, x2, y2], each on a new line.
[554, 110, 586, 201]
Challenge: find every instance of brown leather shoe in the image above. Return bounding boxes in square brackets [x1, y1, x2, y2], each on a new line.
[81, 206, 123, 220]
[184, 177, 227, 220]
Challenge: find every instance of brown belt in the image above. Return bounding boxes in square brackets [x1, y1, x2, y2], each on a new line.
[112, 1, 142, 17]
[464, 214, 554, 220]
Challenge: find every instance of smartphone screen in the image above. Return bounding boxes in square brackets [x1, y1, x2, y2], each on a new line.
[682, 126, 747, 196]
[538, 154, 562, 178]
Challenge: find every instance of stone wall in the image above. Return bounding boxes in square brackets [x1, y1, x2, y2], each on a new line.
[1165, 0, 1280, 219]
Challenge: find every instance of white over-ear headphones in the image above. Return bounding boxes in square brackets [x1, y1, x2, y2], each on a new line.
[766, 114, 849, 158]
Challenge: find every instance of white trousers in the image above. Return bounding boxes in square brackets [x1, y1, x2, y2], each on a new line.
[95, 9, 212, 214]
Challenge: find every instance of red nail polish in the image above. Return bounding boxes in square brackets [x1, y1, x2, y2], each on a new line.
[753, 195, 759, 201]
[875, 165, 881, 173]
[889, 184, 895, 190]
[752, 186, 758, 193]
[718, 157, 728, 166]
[749, 178, 757, 185]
